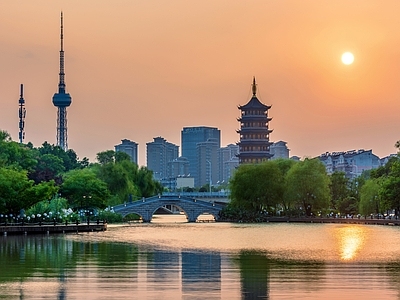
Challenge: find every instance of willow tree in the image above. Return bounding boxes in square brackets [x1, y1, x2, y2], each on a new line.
[381, 160, 400, 215]
[284, 158, 330, 216]
[274, 158, 297, 212]
[329, 171, 350, 210]
[229, 161, 283, 213]
[94, 150, 162, 204]
[359, 179, 381, 216]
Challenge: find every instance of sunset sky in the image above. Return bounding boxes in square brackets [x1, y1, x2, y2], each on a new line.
[1, 1, 400, 166]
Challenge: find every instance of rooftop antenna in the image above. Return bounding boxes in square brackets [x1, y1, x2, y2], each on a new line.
[18, 84, 26, 144]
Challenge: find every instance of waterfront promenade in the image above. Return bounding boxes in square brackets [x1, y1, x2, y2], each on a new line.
[1, 217, 398, 236]
[0, 221, 107, 235]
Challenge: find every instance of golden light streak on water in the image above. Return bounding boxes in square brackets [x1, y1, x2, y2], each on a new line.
[336, 226, 367, 261]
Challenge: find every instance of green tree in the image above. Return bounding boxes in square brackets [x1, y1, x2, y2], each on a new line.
[338, 196, 358, 216]
[0, 167, 57, 215]
[60, 168, 110, 209]
[94, 153, 162, 202]
[380, 160, 400, 215]
[29, 154, 65, 184]
[371, 156, 399, 179]
[348, 175, 366, 204]
[329, 171, 350, 211]
[284, 158, 330, 216]
[94, 157, 140, 204]
[274, 159, 297, 211]
[0, 132, 37, 171]
[0, 130, 11, 142]
[38, 142, 87, 171]
[96, 150, 116, 165]
[229, 161, 283, 213]
[115, 151, 131, 163]
[359, 179, 381, 216]
[137, 166, 163, 197]
[97, 162, 130, 196]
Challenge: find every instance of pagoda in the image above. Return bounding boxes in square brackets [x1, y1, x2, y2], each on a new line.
[237, 77, 273, 164]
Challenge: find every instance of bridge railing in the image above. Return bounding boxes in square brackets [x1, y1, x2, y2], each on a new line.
[162, 191, 230, 198]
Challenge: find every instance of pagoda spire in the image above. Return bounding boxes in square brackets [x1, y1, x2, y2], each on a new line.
[252, 76, 257, 96]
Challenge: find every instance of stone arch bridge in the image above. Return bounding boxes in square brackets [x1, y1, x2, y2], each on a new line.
[112, 194, 226, 222]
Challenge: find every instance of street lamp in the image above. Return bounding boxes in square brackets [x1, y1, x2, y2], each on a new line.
[82, 195, 92, 223]
[206, 160, 212, 193]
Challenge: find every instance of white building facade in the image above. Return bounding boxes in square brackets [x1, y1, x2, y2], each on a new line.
[318, 149, 381, 179]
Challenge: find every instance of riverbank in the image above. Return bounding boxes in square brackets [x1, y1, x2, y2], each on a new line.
[0, 222, 107, 235]
[248, 216, 400, 226]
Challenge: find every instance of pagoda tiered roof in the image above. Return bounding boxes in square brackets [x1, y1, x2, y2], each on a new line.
[238, 96, 271, 110]
[238, 77, 271, 110]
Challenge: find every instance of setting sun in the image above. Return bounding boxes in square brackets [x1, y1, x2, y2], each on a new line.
[341, 52, 354, 65]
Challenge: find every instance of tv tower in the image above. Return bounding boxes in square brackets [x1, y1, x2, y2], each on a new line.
[52, 12, 72, 151]
[18, 84, 26, 144]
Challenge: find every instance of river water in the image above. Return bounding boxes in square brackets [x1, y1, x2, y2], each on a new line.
[2, 215, 400, 299]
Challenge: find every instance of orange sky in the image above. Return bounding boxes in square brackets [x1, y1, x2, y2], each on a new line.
[1, 1, 400, 165]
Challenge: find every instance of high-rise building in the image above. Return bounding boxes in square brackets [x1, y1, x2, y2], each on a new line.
[52, 12, 72, 151]
[237, 77, 272, 164]
[270, 141, 290, 160]
[115, 139, 138, 164]
[196, 138, 219, 187]
[181, 126, 220, 186]
[167, 157, 190, 178]
[219, 144, 239, 183]
[146, 137, 179, 180]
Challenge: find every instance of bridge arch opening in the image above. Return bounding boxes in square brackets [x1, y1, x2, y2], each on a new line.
[148, 205, 218, 223]
[152, 204, 188, 223]
[197, 213, 216, 223]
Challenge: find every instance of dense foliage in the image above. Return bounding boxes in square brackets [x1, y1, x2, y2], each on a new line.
[227, 158, 331, 220]
[3, 127, 400, 224]
[0, 130, 162, 220]
[224, 146, 400, 222]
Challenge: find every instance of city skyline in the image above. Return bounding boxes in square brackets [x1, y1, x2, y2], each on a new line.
[1, 1, 400, 166]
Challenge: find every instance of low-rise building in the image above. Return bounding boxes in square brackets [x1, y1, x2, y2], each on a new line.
[318, 149, 381, 179]
[219, 144, 239, 184]
[270, 141, 290, 159]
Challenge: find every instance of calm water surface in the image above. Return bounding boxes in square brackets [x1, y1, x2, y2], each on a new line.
[2, 215, 400, 299]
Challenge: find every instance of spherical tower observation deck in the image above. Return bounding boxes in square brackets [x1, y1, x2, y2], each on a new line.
[52, 12, 72, 151]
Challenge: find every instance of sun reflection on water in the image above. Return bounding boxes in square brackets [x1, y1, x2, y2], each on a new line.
[336, 226, 367, 261]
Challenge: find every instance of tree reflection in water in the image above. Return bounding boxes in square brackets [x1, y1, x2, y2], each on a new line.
[236, 251, 326, 300]
[2, 224, 400, 299]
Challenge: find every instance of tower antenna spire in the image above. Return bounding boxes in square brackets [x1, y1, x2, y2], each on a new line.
[58, 11, 65, 94]
[52, 11, 72, 151]
[18, 84, 26, 144]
